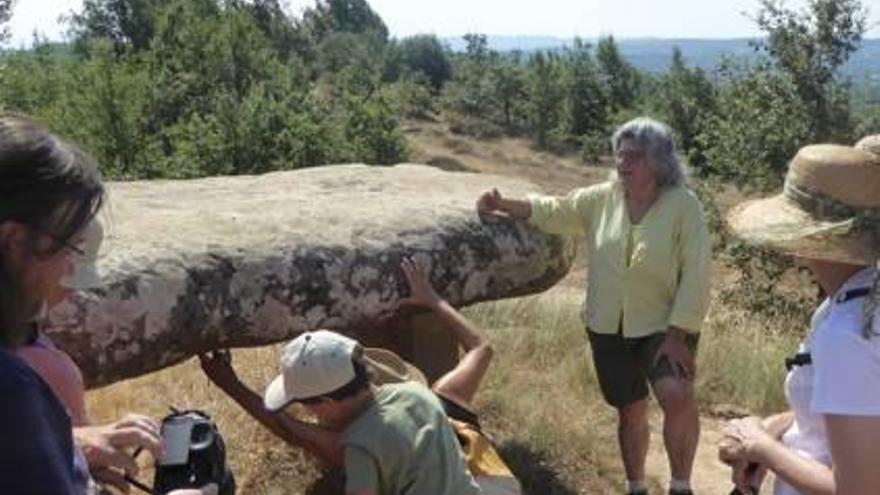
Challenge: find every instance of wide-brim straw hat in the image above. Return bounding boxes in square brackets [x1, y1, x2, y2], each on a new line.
[363, 347, 428, 387]
[727, 144, 880, 265]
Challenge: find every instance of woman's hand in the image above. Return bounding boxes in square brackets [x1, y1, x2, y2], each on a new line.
[653, 327, 696, 380]
[720, 416, 776, 495]
[720, 416, 775, 464]
[399, 257, 442, 309]
[75, 414, 163, 492]
[198, 350, 239, 391]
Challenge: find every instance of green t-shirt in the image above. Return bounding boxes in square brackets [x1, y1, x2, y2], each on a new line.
[342, 382, 481, 495]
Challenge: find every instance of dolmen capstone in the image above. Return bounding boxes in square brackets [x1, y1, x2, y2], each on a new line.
[45, 164, 575, 387]
[857, 134, 880, 155]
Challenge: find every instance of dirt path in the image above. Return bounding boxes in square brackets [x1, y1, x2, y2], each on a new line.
[644, 411, 741, 493]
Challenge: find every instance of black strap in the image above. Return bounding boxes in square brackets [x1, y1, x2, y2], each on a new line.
[785, 352, 812, 371]
[837, 287, 871, 303]
[784, 287, 872, 371]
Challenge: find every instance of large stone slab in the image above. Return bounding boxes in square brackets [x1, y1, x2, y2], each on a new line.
[45, 164, 575, 387]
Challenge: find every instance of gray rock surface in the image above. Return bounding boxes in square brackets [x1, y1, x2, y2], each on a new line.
[45, 164, 575, 387]
[856, 134, 880, 155]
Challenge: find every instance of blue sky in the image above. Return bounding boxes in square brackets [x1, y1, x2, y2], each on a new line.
[7, 0, 879, 47]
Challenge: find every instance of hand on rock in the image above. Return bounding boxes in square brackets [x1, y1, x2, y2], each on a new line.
[199, 350, 239, 390]
[399, 257, 442, 309]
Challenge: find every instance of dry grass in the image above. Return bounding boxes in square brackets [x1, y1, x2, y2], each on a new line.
[404, 120, 609, 196]
[87, 345, 337, 494]
[83, 121, 811, 494]
[85, 278, 804, 494]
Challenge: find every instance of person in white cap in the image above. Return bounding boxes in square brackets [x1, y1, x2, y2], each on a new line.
[201, 258, 522, 494]
[718, 143, 880, 495]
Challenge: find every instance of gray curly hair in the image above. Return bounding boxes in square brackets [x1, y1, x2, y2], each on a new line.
[611, 117, 687, 189]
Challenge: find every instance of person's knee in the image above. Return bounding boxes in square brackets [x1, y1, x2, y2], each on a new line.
[653, 378, 695, 415]
[617, 399, 649, 428]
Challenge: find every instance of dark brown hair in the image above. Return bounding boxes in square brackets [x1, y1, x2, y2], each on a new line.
[0, 113, 104, 345]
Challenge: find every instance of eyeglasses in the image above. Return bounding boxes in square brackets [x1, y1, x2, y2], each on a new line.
[32, 226, 86, 257]
[615, 149, 647, 163]
[57, 238, 86, 256]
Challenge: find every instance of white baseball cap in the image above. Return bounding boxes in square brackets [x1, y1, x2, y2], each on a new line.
[263, 330, 360, 411]
[62, 218, 103, 290]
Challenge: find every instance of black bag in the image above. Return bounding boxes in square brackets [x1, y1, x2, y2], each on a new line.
[153, 409, 235, 495]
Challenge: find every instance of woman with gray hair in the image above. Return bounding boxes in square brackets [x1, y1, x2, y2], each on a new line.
[477, 117, 711, 495]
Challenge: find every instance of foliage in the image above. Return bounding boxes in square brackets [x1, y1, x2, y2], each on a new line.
[299, 0, 388, 42]
[650, 48, 716, 171]
[441, 34, 497, 125]
[580, 131, 608, 164]
[754, 0, 866, 142]
[564, 38, 608, 140]
[1, 0, 408, 179]
[595, 35, 639, 113]
[525, 51, 565, 149]
[488, 53, 527, 132]
[852, 78, 880, 138]
[719, 240, 816, 328]
[383, 74, 435, 119]
[2, 0, 872, 184]
[385, 34, 452, 92]
[0, 0, 12, 44]
[697, 59, 811, 189]
[71, 0, 170, 53]
[240, 0, 309, 62]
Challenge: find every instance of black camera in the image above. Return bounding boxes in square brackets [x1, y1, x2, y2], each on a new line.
[153, 409, 235, 495]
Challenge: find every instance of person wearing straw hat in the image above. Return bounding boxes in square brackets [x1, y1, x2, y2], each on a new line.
[476, 117, 711, 495]
[200, 257, 521, 495]
[718, 144, 880, 495]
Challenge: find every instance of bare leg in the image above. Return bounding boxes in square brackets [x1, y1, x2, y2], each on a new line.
[618, 398, 650, 483]
[431, 341, 493, 408]
[653, 377, 699, 483]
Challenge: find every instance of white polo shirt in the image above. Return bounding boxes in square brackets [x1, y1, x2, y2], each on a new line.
[775, 267, 880, 495]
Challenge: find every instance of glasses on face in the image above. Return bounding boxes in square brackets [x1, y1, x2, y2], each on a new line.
[615, 149, 647, 164]
[57, 239, 86, 257]
[32, 226, 86, 257]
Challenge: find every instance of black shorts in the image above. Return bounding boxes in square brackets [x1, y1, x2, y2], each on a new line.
[587, 330, 699, 408]
[438, 393, 481, 430]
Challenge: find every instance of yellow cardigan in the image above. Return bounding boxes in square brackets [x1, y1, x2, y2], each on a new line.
[529, 181, 711, 337]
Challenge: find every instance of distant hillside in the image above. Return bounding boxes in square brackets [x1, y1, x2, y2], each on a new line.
[442, 36, 880, 80]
